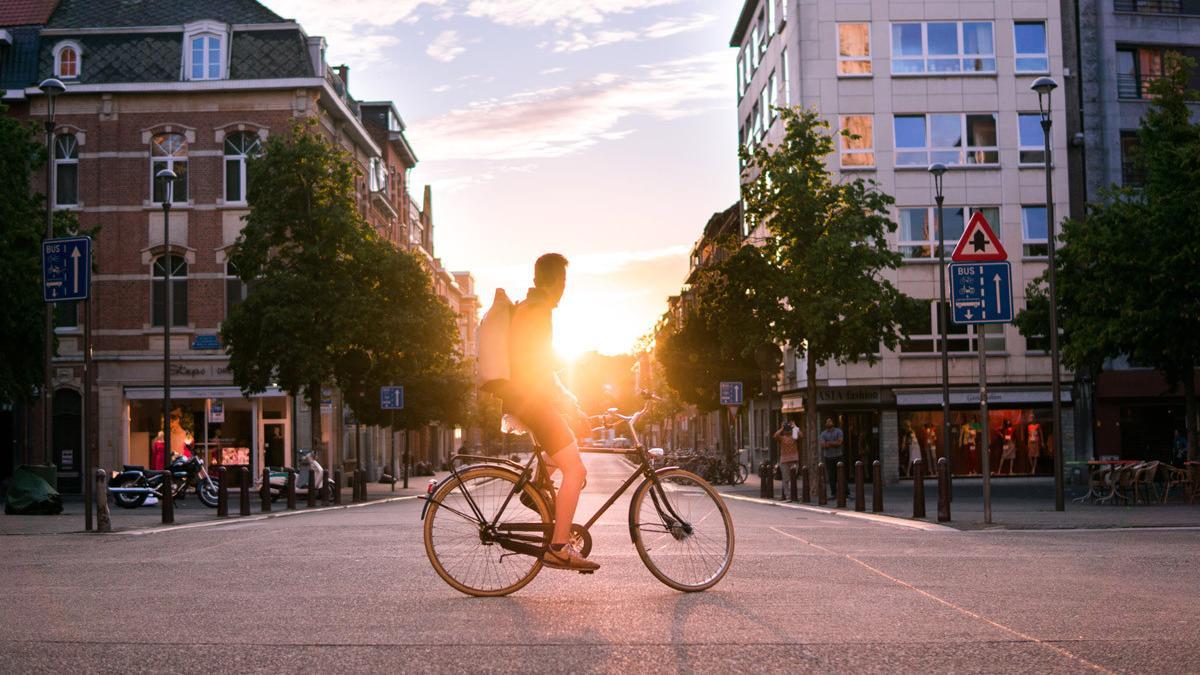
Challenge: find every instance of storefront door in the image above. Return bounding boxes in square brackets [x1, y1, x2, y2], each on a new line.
[833, 411, 880, 482]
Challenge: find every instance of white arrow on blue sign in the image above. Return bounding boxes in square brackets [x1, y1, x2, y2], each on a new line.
[719, 381, 744, 406]
[43, 236, 91, 302]
[380, 386, 405, 410]
[949, 261, 1013, 324]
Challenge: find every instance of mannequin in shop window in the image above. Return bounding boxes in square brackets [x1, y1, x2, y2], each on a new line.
[1026, 416, 1043, 474]
[151, 431, 166, 471]
[920, 421, 937, 475]
[996, 419, 1017, 475]
[959, 417, 979, 475]
[902, 421, 922, 477]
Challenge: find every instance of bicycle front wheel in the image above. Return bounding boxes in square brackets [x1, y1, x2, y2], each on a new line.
[629, 468, 734, 592]
[423, 465, 551, 597]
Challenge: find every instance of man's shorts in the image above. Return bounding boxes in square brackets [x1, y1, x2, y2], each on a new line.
[507, 395, 575, 455]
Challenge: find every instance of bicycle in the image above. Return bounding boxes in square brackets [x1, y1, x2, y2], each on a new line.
[420, 392, 735, 597]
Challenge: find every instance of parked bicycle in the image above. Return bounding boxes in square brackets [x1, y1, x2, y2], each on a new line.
[420, 392, 735, 597]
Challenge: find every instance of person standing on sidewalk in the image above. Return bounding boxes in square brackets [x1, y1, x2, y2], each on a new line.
[773, 420, 800, 500]
[819, 417, 844, 498]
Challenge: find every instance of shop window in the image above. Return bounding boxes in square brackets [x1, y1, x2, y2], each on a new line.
[1021, 205, 1048, 257]
[839, 115, 875, 168]
[1013, 21, 1049, 73]
[54, 42, 81, 79]
[838, 23, 872, 76]
[893, 113, 999, 167]
[898, 409, 1055, 477]
[223, 131, 261, 204]
[1018, 113, 1046, 165]
[151, 255, 187, 327]
[891, 21, 995, 74]
[898, 206, 997, 259]
[54, 134, 79, 207]
[151, 133, 188, 204]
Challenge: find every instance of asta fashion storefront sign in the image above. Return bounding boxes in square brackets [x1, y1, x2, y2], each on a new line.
[895, 388, 1073, 407]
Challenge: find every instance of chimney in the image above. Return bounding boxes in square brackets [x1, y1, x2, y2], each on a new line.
[306, 36, 326, 76]
[334, 64, 349, 89]
[422, 185, 433, 253]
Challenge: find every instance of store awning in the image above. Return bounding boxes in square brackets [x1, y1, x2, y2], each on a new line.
[895, 388, 1072, 407]
[124, 386, 287, 400]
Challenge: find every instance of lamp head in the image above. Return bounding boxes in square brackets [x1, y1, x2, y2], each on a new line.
[155, 168, 178, 183]
[37, 78, 65, 120]
[928, 162, 947, 197]
[1031, 77, 1058, 117]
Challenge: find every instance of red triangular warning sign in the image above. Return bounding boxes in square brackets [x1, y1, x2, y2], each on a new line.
[951, 211, 1008, 262]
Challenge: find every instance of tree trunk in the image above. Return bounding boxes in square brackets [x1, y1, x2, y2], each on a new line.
[1185, 370, 1198, 464]
[806, 347, 819, 473]
[307, 383, 327, 470]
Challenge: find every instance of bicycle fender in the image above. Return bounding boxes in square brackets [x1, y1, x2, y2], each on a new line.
[626, 465, 682, 544]
[419, 464, 525, 521]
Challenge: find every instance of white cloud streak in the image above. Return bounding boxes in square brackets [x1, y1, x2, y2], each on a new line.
[426, 30, 467, 62]
[549, 13, 715, 53]
[465, 0, 681, 28]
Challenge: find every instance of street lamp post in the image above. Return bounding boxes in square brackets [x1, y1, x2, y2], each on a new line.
[38, 78, 65, 466]
[156, 168, 177, 524]
[929, 163, 952, 491]
[1032, 76, 1065, 512]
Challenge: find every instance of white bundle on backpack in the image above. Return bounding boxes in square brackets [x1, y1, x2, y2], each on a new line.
[477, 288, 513, 395]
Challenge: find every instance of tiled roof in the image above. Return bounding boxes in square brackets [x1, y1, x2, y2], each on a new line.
[36, 28, 313, 83]
[1, 26, 43, 95]
[47, 0, 285, 29]
[0, 0, 58, 27]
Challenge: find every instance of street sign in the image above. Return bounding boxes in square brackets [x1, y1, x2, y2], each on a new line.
[191, 334, 220, 350]
[719, 381, 743, 406]
[950, 211, 1008, 262]
[949, 261, 1014, 324]
[42, 236, 91, 302]
[380, 385, 405, 410]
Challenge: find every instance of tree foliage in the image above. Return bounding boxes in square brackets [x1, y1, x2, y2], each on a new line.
[1016, 52, 1200, 460]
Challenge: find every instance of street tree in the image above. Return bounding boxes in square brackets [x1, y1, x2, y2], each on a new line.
[1016, 52, 1200, 461]
[740, 107, 921, 469]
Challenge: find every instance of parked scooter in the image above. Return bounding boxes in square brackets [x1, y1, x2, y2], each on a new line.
[109, 454, 219, 509]
[267, 450, 334, 501]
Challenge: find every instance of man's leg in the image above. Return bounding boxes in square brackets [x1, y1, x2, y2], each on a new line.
[826, 459, 838, 498]
[550, 442, 585, 546]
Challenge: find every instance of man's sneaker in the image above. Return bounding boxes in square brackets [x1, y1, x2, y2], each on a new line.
[542, 544, 599, 573]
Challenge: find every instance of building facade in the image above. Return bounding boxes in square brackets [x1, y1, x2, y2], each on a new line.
[2, 0, 476, 490]
[731, 0, 1077, 482]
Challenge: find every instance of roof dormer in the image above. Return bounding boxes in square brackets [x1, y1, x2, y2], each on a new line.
[182, 20, 229, 81]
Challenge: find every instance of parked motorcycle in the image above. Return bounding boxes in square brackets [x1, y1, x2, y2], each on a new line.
[267, 450, 334, 501]
[109, 454, 219, 509]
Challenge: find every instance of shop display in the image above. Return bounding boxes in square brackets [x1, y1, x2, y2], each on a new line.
[996, 419, 1017, 475]
[898, 408, 1055, 478]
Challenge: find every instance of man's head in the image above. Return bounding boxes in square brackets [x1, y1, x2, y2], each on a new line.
[534, 252, 569, 303]
[824, 417, 834, 429]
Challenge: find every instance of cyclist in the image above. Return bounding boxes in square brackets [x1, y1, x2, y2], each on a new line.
[503, 253, 599, 572]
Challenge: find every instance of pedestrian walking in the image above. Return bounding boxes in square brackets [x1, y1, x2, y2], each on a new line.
[773, 419, 800, 500]
[819, 417, 844, 498]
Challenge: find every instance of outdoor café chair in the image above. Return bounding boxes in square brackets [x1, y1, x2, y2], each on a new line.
[1160, 464, 1195, 504]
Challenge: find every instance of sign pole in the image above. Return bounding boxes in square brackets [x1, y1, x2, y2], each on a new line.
[978, 325, 992, 524]
[390, 410, 396, 493]
[83, 297, 93, 531]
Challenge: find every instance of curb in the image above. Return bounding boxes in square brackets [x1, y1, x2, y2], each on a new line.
[718, 491, 959, 532]
[111, 494, 420, 536]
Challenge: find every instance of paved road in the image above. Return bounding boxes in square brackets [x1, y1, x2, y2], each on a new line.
[1, 453, 1196, 673]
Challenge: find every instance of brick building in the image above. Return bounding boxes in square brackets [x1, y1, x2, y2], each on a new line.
[1, 0, 476, 489]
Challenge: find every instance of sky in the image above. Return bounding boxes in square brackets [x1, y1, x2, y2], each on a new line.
[262, 0, 744, 359]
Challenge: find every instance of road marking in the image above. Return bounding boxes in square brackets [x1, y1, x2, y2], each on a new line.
[770, 526, 1116, 674]
[720, 492, 957, 532]
[112, 495, 420, 536]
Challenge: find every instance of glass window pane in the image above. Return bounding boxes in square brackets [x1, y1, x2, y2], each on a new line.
[1018, 114, 1043, 147]
[54, 302, 77, 328]
[927, 23, 958, 55]
[900, 208, 929, 240]
[172, 162, 188, 203]
[892, 59, 925, 74]
[839, 24, 870, 57]
[943, 207, 966, 244]
[56, 164, 78, 205]
[892, 24, 923, 57]
[1022, 206, 1048, 240]
[225, 159, 242, 202]
[152, 280, 165, 326]
[930, 114, 962, 148]
[1016, 57, 1049, 72]
[929, 58, 962, 73]
[962, 22, 993, 55]
[173, 279, 187, 327]
[1014, 22, 1045, 55]
[894, 115, 926, 148]
[842, 116, 873, 149]
[966, 114, 997, 147]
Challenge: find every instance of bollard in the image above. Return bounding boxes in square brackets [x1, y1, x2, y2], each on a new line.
[789, 466, 798, 503]
[319, 471, 330, 505]
[912, 458, 926, 518]
[352, 469, 361, 503]
[307, 469, 318, 508]
[801, 465, 811, 504]
[333, 469, 343, 505]
[360, 469, 368, 502]
[872, 460, 883, 513]
[816, 462, 827, 505]
[261, 468, 272, 513]
[94, 469, 111, 532]
[758, 462, 770, 499]
[854, 460, 865, 512]
[217, 466, 228, 517]
[161, 469, 175, 524]
[286, 470, 297, 510]
[836, 461, 847, 508]
[239, 467, 250, 516]
[937, 458, 951, 522]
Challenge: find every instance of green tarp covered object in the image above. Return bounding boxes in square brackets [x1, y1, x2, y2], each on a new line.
[4, 465, 64, 515]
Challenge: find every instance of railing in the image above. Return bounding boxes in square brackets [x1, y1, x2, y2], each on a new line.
[1117, 72, 1152, 99]
[1114, 0, 1200, 14]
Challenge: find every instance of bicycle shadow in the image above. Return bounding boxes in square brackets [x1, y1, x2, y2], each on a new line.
[667, 589, 820, 673]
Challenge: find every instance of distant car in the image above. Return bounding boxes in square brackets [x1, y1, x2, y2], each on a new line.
[611, 437, 632, 449]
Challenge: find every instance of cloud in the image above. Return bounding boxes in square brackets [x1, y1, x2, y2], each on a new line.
[465, 0, 681, 28]
[263, 0, 444, 65]
[549, 13, 715, 53]
[426, 30, 466, 62]
[539, 67, 567, 75]
[408, 51, 730, 162]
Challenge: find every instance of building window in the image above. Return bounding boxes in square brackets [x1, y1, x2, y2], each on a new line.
[151, 133, 188, 204]
[839, 115, 875, 168]
[1018, 113, 1046, 165]
[54, 42, 81, 79]
[901, 301, 971, 353]
[1024, 332, 1049, 353]
[223, 131, 261, 204]
[1114, 0, 1200, 15]
[54, 302, 78, 329]
[781, 47, 790, 105]
[838, 23, 872, 76]
[894, 113, 999, 167]
[1120, 131, 1144, 186]
[898, 206, 998, 259]
[369, 157, 389, 194]
[751, 99, 762, 142]
[225, 262, 248, 318]
[54, 134, 79, 207]
[1014, 21, 1049, 73]
[766, 70, 778, 122]
[891, 21, 995, 74]
[1021, 205, 1048, 257]
[151, 255, 187, 327]
[189, 33, 223, 80]
[736, 51, 745, 98]
[1117, 46, 1164, 99]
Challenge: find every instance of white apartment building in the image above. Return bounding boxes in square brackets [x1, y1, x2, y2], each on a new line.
[731, 0, 1077, 482]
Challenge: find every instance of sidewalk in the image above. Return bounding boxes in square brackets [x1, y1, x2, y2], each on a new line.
[719, 472, 1200, 531]
[0, 470, 450, 536]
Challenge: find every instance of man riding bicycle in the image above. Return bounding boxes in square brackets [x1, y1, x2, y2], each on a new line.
[502, 253, 599, 572]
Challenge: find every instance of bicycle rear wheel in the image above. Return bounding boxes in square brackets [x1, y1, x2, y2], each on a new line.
[735, 462, 749, 485]
[629, 468, 734, 592]
[423, 465, 551, 597]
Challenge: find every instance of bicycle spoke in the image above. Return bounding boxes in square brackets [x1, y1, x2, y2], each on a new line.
[631, 469, 733, 591]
